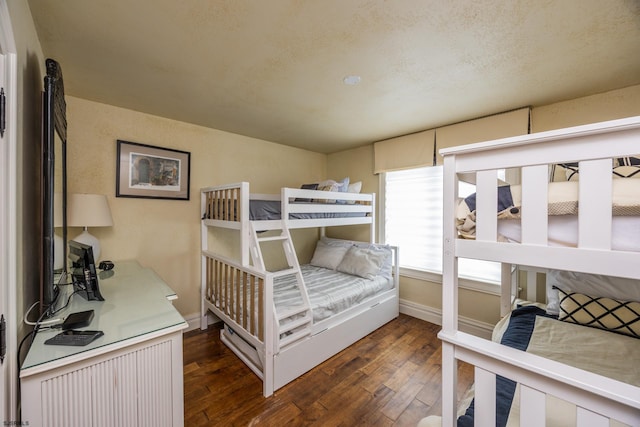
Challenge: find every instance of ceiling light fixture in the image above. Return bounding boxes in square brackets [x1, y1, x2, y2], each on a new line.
[343, 75, 361, 85]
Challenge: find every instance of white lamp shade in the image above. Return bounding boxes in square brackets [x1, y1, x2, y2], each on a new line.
[67, 194, 113, 227]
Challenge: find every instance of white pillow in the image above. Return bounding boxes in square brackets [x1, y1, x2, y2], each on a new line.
[320, 236, 354, 249]
[309, 239, 350, 270]
[336, 246, 386, 280]
[316, 177, 350, 203]
[346, 181, 362, 204]
[546, 269, 640, 315]
[322, 237, 393, 280]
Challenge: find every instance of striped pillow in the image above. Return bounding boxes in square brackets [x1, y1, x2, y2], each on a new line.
[557, 287, 640, 338]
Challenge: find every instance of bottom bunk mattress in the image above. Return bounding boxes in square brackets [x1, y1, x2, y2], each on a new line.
[273, 264, 394, 322]
[420, 305, 640, 427]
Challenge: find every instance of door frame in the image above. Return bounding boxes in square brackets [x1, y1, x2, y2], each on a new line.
[0, 0, 19, 422]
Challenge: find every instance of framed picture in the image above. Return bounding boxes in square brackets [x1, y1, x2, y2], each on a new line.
[116, 140, 191, 200]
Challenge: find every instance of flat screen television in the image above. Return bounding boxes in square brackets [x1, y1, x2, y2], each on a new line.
[69, 240, 104, 301]
[41, 58, 68, 317]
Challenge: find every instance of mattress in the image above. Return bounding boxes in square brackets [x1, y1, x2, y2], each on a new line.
[497, 215, 640, 252]
[220, 264, 394, 331]
[419, 305, 640, 427]
[273, 264, 394, 322]
[456, 179, 640, 240]
[249, 199, 366, 221]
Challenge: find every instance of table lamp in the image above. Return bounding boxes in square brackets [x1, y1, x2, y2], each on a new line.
[67, 193, 113, 261]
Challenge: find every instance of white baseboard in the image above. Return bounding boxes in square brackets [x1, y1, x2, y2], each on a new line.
[182, 311, 221, 333]
[399, 299, 494, 340]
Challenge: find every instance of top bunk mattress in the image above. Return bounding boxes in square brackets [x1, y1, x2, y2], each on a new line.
[250, 199, 367, 221]
[456, 179, 640, 245]
[497, 215, 640, 252]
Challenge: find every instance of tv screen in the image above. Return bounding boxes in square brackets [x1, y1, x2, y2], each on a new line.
[41, 58, 68, 317]
[69, 240, 104, 301]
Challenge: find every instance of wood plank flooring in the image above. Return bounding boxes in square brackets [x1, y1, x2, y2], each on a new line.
[183, 314, 473, 426]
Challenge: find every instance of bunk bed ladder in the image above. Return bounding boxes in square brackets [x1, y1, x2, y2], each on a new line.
[249, 221, 313, 350]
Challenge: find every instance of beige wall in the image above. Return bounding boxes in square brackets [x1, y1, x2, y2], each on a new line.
[66, 96, 327, 317]
[325, 145, 379, 243]
[327, 84, 640, 327]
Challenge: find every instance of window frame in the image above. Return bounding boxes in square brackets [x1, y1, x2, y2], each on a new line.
[378, 171, 502, 297]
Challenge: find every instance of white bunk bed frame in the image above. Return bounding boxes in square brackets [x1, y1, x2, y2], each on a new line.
[440, 116, 640, 426]
[199, 182, 399, 397]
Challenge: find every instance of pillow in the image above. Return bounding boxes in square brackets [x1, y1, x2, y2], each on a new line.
[315, 177, 350, 203]
[557, 287, 640, 338]
[550, 156, 640, 182]
[346, 181, 362, 204]
[336, 246, 387, 280]
[320, 236, 355, 249]
[556, 162, 580, 181]
[354, 242, 393, 280]
[546, 270, 640, 315]
[309, 239, 350, 270]
[295, 183, 318, 202]
[321, 237, 393, 280]
[316, 177, 349, 192]
[614, 156, 640, 178]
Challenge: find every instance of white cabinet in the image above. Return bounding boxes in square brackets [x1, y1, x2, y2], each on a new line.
[20, 261, 187, 427]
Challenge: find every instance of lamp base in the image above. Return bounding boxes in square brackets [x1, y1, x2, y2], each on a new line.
[73, 228, 101, 262]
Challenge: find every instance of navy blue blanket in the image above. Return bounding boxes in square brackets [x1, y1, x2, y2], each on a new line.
[463, 185, 515, 214]
[457, 306, 555, 427]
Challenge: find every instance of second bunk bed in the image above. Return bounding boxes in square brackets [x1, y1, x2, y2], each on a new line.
[200, 181, 399, 397]
[423, 116, 640, 427]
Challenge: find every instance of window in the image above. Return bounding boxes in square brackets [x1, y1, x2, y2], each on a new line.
[384, 166, 501, 283]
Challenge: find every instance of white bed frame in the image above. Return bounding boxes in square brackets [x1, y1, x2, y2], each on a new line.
[199, 182, 399, 396]
[440, 116, 640, 426]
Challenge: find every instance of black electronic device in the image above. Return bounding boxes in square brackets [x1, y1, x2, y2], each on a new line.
[44, 330, 104, 346]
[69, 240, 105, 301]
[98, 260, 114, 271]
[61, 309, 94, 330]
[40, 58, 68, 317]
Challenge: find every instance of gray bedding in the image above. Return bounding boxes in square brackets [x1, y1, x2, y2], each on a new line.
[250, 199, 366, 221]
[274, 264, 394, 322]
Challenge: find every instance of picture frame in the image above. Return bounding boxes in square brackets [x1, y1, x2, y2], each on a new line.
[116, 140, 191, 200]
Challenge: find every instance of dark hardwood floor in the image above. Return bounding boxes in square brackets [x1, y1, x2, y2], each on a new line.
[183, 314, 473, 426]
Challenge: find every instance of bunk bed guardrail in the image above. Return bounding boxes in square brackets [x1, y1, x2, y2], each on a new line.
[437, 116, 640, 427]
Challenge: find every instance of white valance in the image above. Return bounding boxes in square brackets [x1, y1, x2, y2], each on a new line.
[435, 107, 530, 165]
[373, 129, 435, 173]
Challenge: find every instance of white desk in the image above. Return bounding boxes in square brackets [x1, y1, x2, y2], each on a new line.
[20, 261, 188, 427]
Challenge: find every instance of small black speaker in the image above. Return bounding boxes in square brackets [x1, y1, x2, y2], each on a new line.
[98, 260, 114, 271]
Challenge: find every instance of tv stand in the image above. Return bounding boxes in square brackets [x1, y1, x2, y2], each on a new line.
[20, 261, 187, 427]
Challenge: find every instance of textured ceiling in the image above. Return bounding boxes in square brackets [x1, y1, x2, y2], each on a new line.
[27, 0, 640, 154]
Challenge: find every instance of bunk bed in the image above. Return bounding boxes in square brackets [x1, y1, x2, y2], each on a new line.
[424, 116, 640, 427]
[199, 182, 399, 397]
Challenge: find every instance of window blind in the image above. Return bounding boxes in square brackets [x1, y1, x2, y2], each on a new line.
[385, 166, 501, 283]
